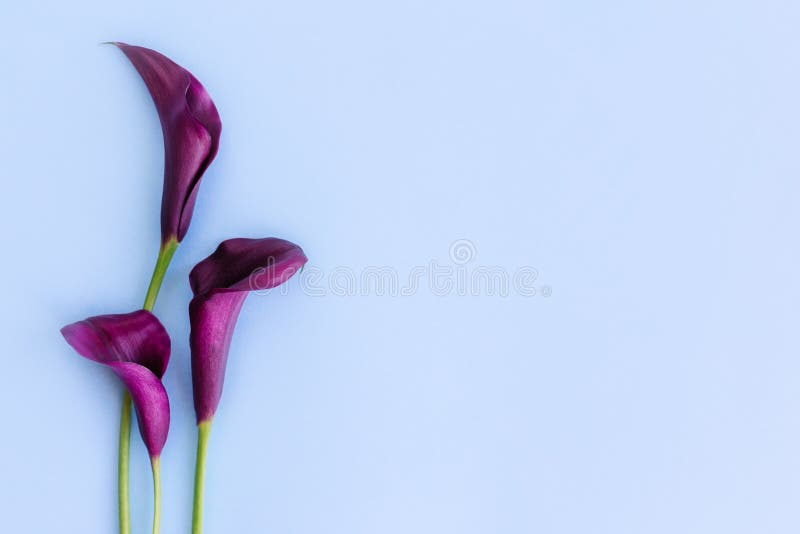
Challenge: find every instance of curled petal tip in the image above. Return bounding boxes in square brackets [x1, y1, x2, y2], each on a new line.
[189, 238, 308, 296]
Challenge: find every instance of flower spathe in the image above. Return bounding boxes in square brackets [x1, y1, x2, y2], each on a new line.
[189, 238, 307, 422]
[113, 42, 222, 244]
[61, 310, 171, 458]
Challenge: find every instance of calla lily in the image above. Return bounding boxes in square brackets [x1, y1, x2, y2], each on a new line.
[188, 238, 306, 534]
[113, 42, 222, 244]
[189, 238, 307, 423]
[61, 310, 171, 458]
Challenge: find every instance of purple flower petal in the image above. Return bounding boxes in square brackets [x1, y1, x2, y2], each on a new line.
[109, 362, 170, 457]
[189, 238, 308, 296]
[61, 311, 171, 457]
[113, 43, 222, 243]
[60, 310, 170, 378]
[189, 239, 307, 422]
[190, 291, 247, 423]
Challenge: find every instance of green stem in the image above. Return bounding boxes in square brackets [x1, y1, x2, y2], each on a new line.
[143, 238, 179, 312]
[118, 392, 132, 534]
[117, 237, 179, 534]
[192, 421, 212, 534]
[151, 456, 162, 534]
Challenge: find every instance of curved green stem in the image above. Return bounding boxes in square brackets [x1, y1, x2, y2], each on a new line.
[151, 456, 162, 534]
[192, 421, 212, 534]
[117, 238, 179, 534]
[143, 238, 179, 312]
[118, 392, 132, 534]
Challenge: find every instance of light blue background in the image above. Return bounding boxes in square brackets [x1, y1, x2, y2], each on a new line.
[1, 1, 799, 532]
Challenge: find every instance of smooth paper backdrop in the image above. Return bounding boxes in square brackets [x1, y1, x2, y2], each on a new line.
[1, 1, 798, 532]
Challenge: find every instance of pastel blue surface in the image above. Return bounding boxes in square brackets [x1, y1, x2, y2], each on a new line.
[1, 1, 799, 532]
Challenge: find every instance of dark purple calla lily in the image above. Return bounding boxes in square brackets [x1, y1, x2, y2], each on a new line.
[113, 43, 222, 244]
[189, 238, 307, 422]
[61, 310, 171, 458]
